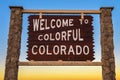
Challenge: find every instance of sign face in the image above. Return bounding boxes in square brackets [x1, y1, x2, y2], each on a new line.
[27, 15, 94, 61]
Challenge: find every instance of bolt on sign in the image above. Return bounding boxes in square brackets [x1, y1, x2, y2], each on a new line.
[27, 15, 95, 61]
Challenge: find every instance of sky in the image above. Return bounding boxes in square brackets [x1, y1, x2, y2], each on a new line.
[0, 0, 120, 80]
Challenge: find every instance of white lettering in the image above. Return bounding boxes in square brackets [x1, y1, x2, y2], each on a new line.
[46, 45, 52, 55]
[51, 19, 55, 29]
[83, 45, 89, 55]
[72, 29, 78, 41]
[49, 33, 55, 41]
[32, 45, 38, 55]
[78, 29, 84, 41]
[61, 31, 67, 41]
[62, 19, 68, 27]
[60, 45, 67, 55]
[31, 45, 90, 55]
[69, 19, 74, 26]
[40, 19, 45, 31]
[76, 45, 82, 55]
[68, 45, 75, 55]
[33, 19, 39, 31]
[44, 34, 49, 41]
[56, 19, 61, 28]
[45, 19, 50, 30]
[55, 32, 61, 41]
[53, 45, 59, 55]
[67, 30, 72, 41]
[39, 45, 45, 55]
[38, 35, 43, 41]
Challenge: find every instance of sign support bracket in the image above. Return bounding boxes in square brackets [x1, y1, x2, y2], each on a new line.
[39, 12, 42, 18]
[81, 13, 84, 20]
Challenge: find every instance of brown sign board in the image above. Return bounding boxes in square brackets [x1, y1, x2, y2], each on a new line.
[27, 15, 94, 61]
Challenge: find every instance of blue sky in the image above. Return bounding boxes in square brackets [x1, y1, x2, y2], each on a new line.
[0, 0, 120, 79]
